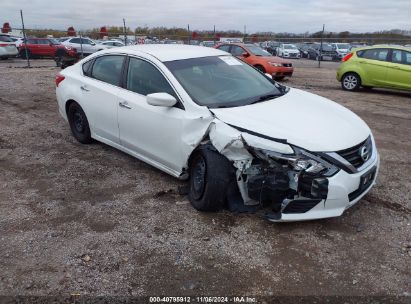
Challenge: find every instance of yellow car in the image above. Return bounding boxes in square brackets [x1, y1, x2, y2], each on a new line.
[337, 45, 411, 91]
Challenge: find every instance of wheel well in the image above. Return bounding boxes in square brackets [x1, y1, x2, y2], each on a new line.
[55, 49, 66, 56]
[254, 64, 265, 72]
[65, 99, 77, 116]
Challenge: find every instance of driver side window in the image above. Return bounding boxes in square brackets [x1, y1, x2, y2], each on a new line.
[126, 57, 177, 99]
[230, 46, 245, 56]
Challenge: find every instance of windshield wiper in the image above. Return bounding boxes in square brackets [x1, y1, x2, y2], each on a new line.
[250, 93, 280, 104]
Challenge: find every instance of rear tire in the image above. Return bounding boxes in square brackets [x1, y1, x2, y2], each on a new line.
[342, 73, 361, 91]
[188, 146, 235, 212]
[67, 102, 92, 144]
[275, 76, 285, 81]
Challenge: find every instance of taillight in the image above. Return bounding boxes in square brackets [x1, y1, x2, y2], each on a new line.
[342, 53, 353, 62]
[55, 74, 65, 87]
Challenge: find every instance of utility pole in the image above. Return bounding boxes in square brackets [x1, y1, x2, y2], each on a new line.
[187, 24, 190, 45]
[244, 25, 246, 41]
[20, 9, 30, 68]
[319, 24, 325, 68]
[213, 25, 216, 44]
[123, 18, 127, 45]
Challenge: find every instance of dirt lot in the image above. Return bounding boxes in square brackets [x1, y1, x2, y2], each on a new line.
[0, 58, 410, 301]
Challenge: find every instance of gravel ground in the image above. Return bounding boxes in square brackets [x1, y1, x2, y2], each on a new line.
[0, 58, 410, 301]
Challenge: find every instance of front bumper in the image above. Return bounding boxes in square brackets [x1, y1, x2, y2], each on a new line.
[269, 66, 294, 78]
[282, 53, 300, 58]
[269, 153, 379, 222]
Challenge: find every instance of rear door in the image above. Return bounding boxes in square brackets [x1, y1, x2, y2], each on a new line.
[356, 48, 389, 86]
[79, 55, 125, 144]
[385, 49, 411, 90]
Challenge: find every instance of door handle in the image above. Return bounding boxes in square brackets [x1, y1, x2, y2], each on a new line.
[80, 85, 90, 92]
[119, 101, 132, 109]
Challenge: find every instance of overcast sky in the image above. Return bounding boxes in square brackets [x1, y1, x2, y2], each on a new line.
[2, 0, 410, 33]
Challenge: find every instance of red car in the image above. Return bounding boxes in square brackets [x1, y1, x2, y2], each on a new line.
[19, 38, 77, 59]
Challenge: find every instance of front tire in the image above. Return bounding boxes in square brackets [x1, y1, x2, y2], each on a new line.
[67, 102, 92, 144]
[188, 146, 235, 212]
[342, 73, 361, 91]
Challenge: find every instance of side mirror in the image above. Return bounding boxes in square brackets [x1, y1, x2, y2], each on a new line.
[91, 42, 96, 46]
[242, 52, 250, 57]
[146, 93, 177, 107]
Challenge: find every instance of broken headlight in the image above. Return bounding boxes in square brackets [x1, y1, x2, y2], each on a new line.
[253, 146, 339, 177]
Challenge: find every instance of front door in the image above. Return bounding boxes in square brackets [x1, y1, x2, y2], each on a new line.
[386, 49, 411, 90]
[117, 57, 186, 173]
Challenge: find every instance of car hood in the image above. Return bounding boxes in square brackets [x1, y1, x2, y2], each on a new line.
[211, 88, 370, 152]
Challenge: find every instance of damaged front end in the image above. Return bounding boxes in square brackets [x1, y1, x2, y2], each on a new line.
[208, 120, 339, 221]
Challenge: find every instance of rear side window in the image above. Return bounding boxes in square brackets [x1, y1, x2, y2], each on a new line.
[91, 55, 124, 86]
[217, 45, 230, 52]
[37, 40, 49, 45]
[70, 38, 81, 44]
[82, 59, 94, 76]
[126, 57, 176, 98]
[357, 48, 389, 61]
[230, 46, 245, 56]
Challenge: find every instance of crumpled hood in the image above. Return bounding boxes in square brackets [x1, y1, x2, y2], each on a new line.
[211, 88, 370, 152]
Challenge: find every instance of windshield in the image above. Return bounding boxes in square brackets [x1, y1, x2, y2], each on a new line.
[283, 44, 298, 50]
[245, 45, 271, 56]
[165, 56, 284, 108]
[49, 38, 60, 45]
[336, 43, 350, 49]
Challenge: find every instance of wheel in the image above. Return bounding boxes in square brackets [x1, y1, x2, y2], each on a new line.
[67, 102, 92, 144]
[19, 49, 31, 59]
[342, 73, 361, 91]
[254, 65, 266, 73]
[55, 49, 66, 59]
[307, 53, 311, 60]
[275, 76, 285, 81]
[188, 146, 235, 212]
[316, 55, 320, 61]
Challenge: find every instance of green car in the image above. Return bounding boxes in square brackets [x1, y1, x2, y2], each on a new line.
[337, 45, 411, 91]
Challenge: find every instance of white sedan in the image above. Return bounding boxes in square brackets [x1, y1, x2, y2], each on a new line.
[62, 37, 107, 56]
[55, 45, 379, 222]
[0, 35, 18, 59]
[98, 40, 125, 48]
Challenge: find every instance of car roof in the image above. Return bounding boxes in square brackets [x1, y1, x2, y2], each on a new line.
[101, 44, 228, 62]
[353, 45, 411, 52]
